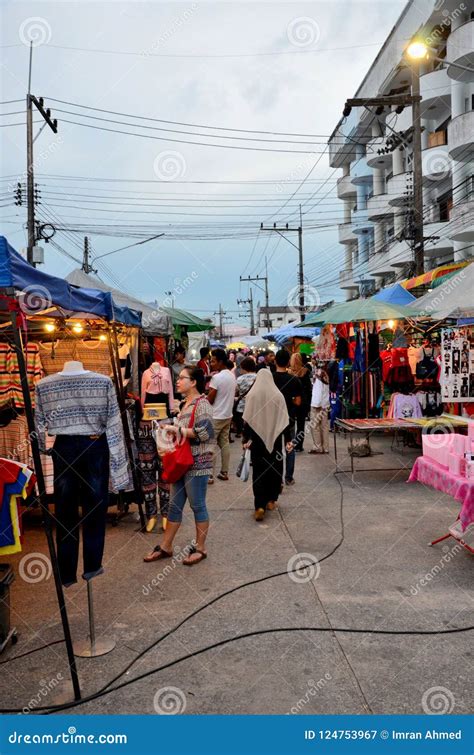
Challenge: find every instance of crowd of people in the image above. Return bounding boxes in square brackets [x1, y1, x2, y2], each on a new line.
[144, 345, 330, 565]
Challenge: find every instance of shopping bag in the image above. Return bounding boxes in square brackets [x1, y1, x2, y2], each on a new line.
[236, 449, 251, 482]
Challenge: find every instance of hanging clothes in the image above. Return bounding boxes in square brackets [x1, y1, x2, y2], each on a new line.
[137, 420, 169, 520]
[0, 343, 43, 409]
[141, 363, 174, 414]
[76, 339, 111, 376]
[0, 459, 35, 555]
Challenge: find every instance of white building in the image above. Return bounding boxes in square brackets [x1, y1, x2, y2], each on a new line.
[257, 305, 300, 332]
[328, 0, 474, 300]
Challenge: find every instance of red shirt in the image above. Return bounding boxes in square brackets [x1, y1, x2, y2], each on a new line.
[197, 358, 210, 376]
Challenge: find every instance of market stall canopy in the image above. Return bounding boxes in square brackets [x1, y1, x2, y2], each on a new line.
[372, 284, 415, 306]
[408, 262, 474, 320]
[159, 306, 213, 333]
[263, 324, 320, 345]
[0, 237, 141, 326]
[66, 268, 170, 335]
[301, 299, 413, 326]
[400, 260, 470, 290]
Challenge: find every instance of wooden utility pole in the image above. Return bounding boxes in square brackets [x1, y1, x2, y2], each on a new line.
[259, 222, 304, 322]
[240, 267, 270, 331]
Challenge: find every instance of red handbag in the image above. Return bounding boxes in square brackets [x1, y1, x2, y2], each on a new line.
[161, 399, 201, 483]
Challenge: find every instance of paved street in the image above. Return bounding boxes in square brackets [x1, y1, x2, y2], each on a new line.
[3, 433, 472, 715]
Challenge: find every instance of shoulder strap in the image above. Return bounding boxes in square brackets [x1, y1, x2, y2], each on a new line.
[188, 396, 204, 428]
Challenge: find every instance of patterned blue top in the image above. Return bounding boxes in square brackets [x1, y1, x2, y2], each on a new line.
[35, 372, 129, 490]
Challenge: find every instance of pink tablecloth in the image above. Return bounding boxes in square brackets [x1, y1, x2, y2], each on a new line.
[408, 456, 474, 530]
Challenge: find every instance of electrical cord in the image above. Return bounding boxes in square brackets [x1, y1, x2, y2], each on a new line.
[1, 475, 472, 714]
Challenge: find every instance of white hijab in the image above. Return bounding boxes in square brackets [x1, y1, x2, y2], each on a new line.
[243, 368, 289, 453]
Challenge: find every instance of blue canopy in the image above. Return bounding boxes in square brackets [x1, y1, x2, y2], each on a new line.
[0, 236, 141, 327]
[373, 284, 416, 306]
[263, 324, 319, 346]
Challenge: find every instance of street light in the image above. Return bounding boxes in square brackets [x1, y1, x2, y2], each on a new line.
[406, 40, 429, 60]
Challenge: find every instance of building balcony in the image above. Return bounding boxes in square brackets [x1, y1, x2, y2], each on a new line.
[422, 142, 452, 184]
[448, 112, 474, 163]
[366, 136, 392, 168]
[367, 192, 393, 220]
[339, 269, 359, 290]
[423, 221, 454, 256]
[420, 67, 451, 118]
[352, 207, 374, 234]
[336, 174, 357, 199]
[386, 238, 412, 268]
[447, 20, 474, 83]
[449, 199, 474, 242]
[350, 157, 373, 186]
[368, 251, 394, 278]
[338, 222, 357, 244]
[387, 171, 412, 207]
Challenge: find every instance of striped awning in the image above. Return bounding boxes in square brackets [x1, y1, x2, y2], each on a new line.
[400, 261, 470, 290]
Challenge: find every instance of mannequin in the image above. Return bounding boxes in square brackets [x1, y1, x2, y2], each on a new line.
[141, 361, 173, 414]
[35, 361, 129, 587]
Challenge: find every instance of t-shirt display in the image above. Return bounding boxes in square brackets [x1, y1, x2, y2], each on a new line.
[441, 327, 474, 402]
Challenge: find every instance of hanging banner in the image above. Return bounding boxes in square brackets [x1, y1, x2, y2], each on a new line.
[441, 327, 474, 402]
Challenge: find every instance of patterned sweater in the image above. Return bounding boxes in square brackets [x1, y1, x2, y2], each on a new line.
[35, 372, 129, 490]
[176, 396, 214, 477]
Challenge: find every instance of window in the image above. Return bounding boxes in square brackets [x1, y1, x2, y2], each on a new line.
[428, 130, 447, 147]
[437, 191, 453, 222]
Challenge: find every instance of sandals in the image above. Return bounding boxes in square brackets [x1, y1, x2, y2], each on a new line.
[183, 545, 207, 566]
[143, 545, 173, 563]
[217, 472, 229, 481]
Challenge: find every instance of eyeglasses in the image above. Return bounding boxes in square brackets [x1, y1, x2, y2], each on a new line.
[177, 375, 192, 381]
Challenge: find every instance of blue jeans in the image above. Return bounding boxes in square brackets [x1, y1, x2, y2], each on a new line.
[168, 474, 210, 524]
[285, 420, 296, 483]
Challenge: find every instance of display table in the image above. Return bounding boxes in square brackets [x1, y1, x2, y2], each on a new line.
[408, 456, 474, 553]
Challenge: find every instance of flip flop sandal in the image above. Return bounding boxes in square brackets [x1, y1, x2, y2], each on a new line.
[183, 546, 207, 566]
[143, 545, 173, 563]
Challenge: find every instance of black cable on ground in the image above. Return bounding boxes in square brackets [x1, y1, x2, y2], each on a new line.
[1, 475, 472, 714]
[0, 639, 65, 665]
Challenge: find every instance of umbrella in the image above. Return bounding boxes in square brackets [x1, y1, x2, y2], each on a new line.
[227, 341, 247, 349]
[301, 299, 413, 326]
[263, 324, 319, 345]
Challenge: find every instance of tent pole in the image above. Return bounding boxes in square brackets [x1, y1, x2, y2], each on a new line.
[365, 325, 369, 419]
[107, 324, 146, 530]
[9, 310, 81, 701]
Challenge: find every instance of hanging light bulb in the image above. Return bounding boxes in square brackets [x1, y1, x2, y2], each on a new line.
[388, 320, 395, 330]
[44, 322, 56, 333]
[99, 334, 107, 342]
[72, 323, 83, 334]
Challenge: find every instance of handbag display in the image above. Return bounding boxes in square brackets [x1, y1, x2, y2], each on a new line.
[161, 398, 202, 483]
[416, 348, 438, 380]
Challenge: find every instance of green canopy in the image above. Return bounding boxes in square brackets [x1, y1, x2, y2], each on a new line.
[301, 299, 413, 326]
[159, 306, 213, 332]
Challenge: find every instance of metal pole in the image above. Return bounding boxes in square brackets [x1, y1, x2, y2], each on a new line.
[26, 99, 35, 267]
[264, 257, 270, 332]
[298, 224, 305, 322]
[87, 580, 96, 653]
[249, 288, 255, 335]
[10, 310, 81, 700]
[411, 59, 424, 276]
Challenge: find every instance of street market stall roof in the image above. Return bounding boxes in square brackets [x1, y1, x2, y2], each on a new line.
[300, 299, 414, 326]
[408, 262, 474, 320]
[400, 261, 470, 290]
[159, 306, 213, 333]
[372, 284, 416, 306]
[263, 324, 320, 345]
[66, 268, 171, 335]
[0, 237, 141, 327]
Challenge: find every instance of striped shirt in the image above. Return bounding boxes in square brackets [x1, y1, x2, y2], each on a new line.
[35, 372, 129, 490]
[176, 396, 214, 477]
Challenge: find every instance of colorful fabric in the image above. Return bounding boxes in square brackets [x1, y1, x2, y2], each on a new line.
[408, 456, 474, 530]
[0, 343, 43, 408]
[175, 396, 214, 476]
[35, 372, 129, 490]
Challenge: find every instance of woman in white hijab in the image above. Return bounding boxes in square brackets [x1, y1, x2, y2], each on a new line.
[242, 369, 292, 520]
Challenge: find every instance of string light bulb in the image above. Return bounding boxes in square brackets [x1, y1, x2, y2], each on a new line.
[99, 334, 107, 342]
[72, 323, 83, 334]
[44, 323, 56, 333]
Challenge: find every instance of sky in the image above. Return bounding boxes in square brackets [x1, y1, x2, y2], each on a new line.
[1, 0, 407, 326]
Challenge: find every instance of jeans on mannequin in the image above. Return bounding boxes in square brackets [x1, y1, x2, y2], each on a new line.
[52, 434, 110, 586]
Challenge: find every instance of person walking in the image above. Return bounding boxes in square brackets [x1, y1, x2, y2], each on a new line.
[207, 348, 236, 483]
[234, 356, 257, 436]
[242, 369, 292, 521]
[309, 361, 330, 454]
[144, 366, 214, 566]
[289, 352, 312, 452]
[273, 349, 302, 485]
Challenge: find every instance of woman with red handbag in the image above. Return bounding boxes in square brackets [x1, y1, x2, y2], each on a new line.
[143, 366, 214, 566]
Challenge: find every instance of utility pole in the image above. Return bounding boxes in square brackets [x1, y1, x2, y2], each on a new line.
[213, 304, 225, 339]
[259, 222, 305, 322]
[237, 292, 255, 335]
[82, 236, 93, 273]
[240, 265, 270, 331]
[344, 92, 424, 276]
[26, 42, 58, 267]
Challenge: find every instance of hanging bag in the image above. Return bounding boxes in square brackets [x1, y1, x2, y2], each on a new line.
[236, 448, 251, 482]
[416, 348, 437, 380]
[161, 398, 202, 483]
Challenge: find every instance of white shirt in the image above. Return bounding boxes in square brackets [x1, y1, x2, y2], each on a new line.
[311, 377, 330, 409]
[210, 369, 236, 420]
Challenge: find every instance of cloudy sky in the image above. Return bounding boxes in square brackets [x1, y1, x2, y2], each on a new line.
[1, 0, 406, 325]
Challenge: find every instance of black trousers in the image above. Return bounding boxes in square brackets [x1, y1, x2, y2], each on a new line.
[53, 434, 110, 586]
[250, 433, 283, 511]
